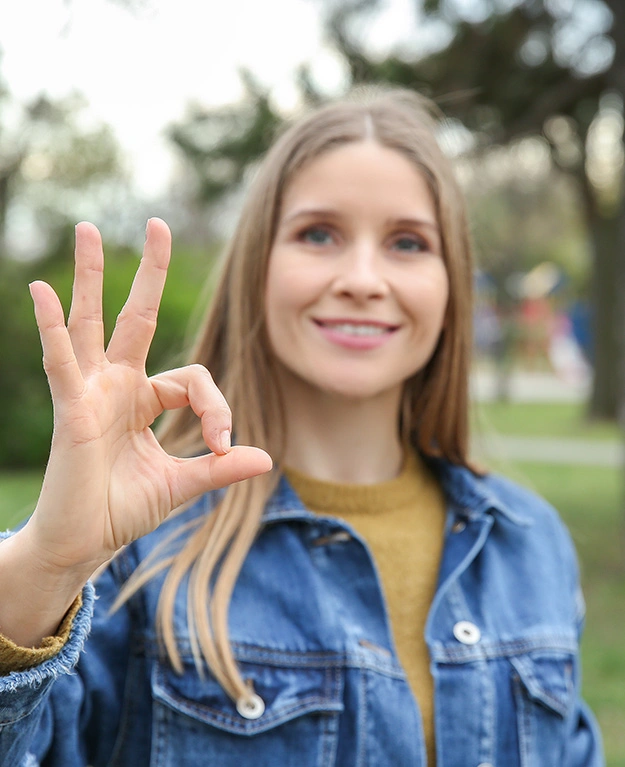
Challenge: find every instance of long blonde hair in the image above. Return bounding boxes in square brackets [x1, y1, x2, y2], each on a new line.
[118, 88, 474, 706]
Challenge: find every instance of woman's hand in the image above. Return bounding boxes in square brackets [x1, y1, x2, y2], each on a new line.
[0, 220, 271, 646]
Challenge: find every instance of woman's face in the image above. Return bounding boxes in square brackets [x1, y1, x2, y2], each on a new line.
[265, 140, 449, 404]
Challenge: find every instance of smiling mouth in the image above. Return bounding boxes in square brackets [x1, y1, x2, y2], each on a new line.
[314, 320, 398, 337]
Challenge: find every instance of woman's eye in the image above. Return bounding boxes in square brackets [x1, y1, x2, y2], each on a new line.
[300, 226, 333, 246]
[393, 235, 428, 253]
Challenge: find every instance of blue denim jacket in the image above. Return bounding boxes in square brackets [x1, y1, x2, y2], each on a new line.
[0, 460, 603, 766]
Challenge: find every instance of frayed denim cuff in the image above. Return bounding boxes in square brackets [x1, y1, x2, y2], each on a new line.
[0, 582, 95, 722]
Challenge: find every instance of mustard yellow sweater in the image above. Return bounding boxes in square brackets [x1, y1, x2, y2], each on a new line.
[0, 594, 82, 675]
[285, 450, 446, 767]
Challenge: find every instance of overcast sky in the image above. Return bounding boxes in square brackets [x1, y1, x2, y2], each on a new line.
[0, 0, 425, 194]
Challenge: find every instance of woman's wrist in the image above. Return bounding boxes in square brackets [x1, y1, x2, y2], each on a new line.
[0, 529, 91, 648]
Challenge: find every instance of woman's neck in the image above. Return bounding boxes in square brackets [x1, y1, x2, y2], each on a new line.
[280, 379, 404, 485]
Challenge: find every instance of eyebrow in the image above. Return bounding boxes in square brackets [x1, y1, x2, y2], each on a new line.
[281, 207, 441, 233]
[280, 208, 340, 226]
[392, 217, 440, 234]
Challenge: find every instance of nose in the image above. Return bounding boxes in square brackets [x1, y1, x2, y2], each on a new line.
[331, 240, 389, 301]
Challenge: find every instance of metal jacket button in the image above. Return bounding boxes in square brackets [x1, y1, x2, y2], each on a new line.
[312, 530, 352, 546]
[451, 519, 466, 533]
[453, 621, 481, 645]
[236, 693, 265, 719]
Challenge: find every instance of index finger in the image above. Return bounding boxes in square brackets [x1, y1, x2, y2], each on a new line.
[106, 218, 171, 368]
[30, 280, 85, 402]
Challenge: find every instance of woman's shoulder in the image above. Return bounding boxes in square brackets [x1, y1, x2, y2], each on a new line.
[480, 470, 559, 519]
[432, 457, 578, 555]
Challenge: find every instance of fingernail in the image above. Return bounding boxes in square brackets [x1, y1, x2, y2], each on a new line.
[220, 430, 231, 454]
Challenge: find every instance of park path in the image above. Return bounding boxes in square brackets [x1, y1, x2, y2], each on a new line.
[472, 433, 623, 467]
[471, 367, 590, 404]
[470, 368, 623, 467]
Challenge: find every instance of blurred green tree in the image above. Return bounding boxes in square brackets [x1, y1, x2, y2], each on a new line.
[0, 82, 124, 259]
[168, 71, 281, 206]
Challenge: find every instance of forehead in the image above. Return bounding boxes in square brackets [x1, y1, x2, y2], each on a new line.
[280, 141, 436, 219]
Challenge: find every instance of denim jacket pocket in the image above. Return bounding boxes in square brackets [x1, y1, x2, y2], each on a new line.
[510, 652, 575, 767]
[150, 657, 344, 766]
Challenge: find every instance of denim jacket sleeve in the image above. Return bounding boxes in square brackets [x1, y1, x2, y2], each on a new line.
[0, 558, 132, 767]
[566, 665, 604, 766]
[564, 593, 604, 765]
[507, 486, 603, 767]
[548, 508, 603, 766]
[507, 475, 604, 767]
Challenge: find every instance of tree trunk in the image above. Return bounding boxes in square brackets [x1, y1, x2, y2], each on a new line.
[586, 208, 620, 420]
[605, 0, 625, 564]
[618, 166, 625, 569]
[566, 104, 622, 422]
[574, 150, 622, 422]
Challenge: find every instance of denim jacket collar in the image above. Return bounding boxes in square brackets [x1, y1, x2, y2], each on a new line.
[428, 459, 533, 527]
[261, 457, 532, 528]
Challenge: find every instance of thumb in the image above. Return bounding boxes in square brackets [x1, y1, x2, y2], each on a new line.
[171, 445, 273, 505]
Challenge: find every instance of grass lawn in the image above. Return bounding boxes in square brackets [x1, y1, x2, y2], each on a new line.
[473, 400, 622, 442]
[512, 462, 625, 766]
[0, 469, 42, 529]
[0, 401, 623, 763]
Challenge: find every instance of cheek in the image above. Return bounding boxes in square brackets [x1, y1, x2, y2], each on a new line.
[265, 266, 298, 331]
[408, 266, 449, 327]
[265, 251, 324, 318]
[264, 256, 309, 356]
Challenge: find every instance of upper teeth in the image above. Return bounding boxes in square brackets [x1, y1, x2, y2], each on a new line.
[323, 323, 388, 336]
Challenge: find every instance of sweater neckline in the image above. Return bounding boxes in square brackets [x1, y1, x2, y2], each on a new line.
[283, 450, 430, 515]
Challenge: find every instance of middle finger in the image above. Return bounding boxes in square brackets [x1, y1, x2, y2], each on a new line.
[67, 222, 106, 372]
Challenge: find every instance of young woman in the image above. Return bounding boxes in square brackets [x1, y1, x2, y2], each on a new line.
[0, 89, 603, 766]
